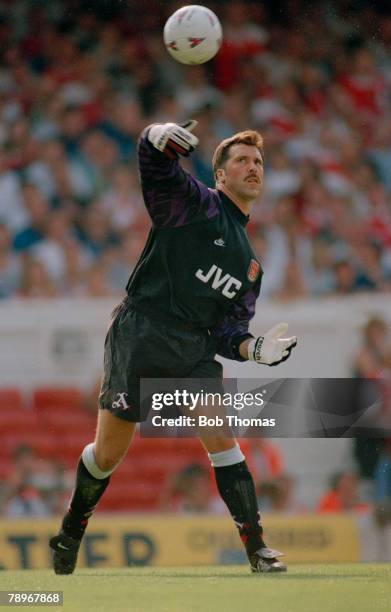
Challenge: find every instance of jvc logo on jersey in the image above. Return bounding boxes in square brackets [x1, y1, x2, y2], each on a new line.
[195, 264, 242, 298]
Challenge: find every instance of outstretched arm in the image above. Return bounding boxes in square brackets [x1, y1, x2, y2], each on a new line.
[138, 121, 218, 227]
[212, 275, 297, 365]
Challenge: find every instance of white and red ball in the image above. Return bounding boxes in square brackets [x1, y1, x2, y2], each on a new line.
[163, 5, 223, 65]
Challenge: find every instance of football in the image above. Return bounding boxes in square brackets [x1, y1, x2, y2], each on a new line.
[163, 5, 223, 65]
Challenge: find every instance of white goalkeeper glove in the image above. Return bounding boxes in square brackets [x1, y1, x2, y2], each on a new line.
[247, 323, 297, 366]
[148, 120, 198, 159]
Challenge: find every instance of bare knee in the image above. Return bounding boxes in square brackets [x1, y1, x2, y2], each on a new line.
[200, 436, 238, 454]
[82, 441, 124, 479]
[93, 437, 134, 472]
[93, 411, 137, 472]
[203, 440, 245, 468]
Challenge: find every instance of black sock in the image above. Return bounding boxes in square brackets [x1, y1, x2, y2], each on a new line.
[214, 460, 266, 557]
[61, 457, 110, 540]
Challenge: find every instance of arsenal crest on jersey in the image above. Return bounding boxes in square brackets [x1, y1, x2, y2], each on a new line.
[247, 259, 260, 282]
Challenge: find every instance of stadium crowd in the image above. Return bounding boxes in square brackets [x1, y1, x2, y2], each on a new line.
[0, 0, 390, 300]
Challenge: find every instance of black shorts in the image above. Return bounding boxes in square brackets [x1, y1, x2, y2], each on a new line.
[99, 297, 223, 422]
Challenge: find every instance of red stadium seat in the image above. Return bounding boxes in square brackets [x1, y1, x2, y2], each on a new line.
[2, 433, 59, 459]
[124, 462, 168, 484]
[0, 388, 24, 410]
[54, 433, 93, 464]
[98, 478, 158, 511]
[115, 460, 140, 480]
[129, 438, 178, 455]
[43, 411, 95, 435]
[0, 457, 11, 478]
[0, 410, 40, 435]
[32, 387, 85, 413]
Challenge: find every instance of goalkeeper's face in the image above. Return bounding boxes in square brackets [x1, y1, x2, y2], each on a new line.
[219, 144, 264, 203]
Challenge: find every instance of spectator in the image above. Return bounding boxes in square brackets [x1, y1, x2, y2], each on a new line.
[0, 1, 389, 300]
[307, 239, 335, 295]
[98, 97, 142, 162]
[106, 232, 146, 292]
[373, 442, 391, 523]
[78, 260, 114, 298]
[245, 438, 283, 483]
[98, 165, 145, 234]
[175, 65, 222, 116]
[332, 260, 358, 295]
[1, 444, 54, 517]
[12, 183, 49, 252]
[61, 237, 93, 295]
[18, 256, 58, 298]
[316, 472, 371, 514]
[263, 147, 300, 201]
[354, 241, 388, 292]
[354, 316, 389, 379]
[31, 209, 76, 287]
[353, 316, 391, 494]
[369, 120, 391, 194]
[261, 196, 312, 297]
[271, 259, 308, 302]
[26, 139, 93, 206]
[78, 205, 118, 258]
[159, 463, 224, 514]
[78, 130, 118, 199]
[258, 474, 307, 514]
[0, 150, 28, 233]
[215, 0, 268, 91]
[0, 223, 21, 297]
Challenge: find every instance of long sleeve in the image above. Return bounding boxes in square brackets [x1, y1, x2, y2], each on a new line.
[137, 128, 219, 228]
[211, 274, 262, 361]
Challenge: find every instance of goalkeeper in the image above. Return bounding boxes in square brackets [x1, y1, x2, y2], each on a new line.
[50, 120, 297, 574]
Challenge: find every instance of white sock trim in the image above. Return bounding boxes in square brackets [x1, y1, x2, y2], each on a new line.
[81, 443, 114, 479]
[208, 443, 245, 467]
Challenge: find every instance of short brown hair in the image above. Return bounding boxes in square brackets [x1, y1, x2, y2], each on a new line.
[212, 130, 264, 179]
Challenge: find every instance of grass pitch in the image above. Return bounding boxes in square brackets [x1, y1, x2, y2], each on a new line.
[1, 565, 390, 612]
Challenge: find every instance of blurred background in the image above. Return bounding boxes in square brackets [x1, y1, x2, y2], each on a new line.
[0, 0, 391, 568]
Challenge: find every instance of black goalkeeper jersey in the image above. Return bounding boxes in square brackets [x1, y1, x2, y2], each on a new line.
[125, 129, 263, 361]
